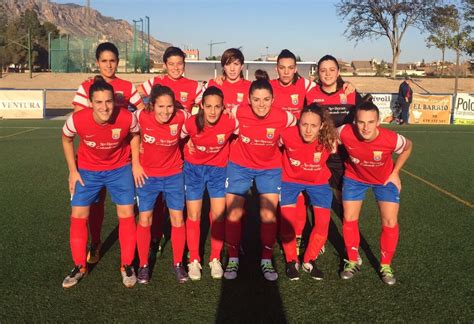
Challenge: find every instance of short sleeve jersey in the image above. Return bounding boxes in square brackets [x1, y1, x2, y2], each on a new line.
[200, 79, 252, 111]
[62, 108, 138, 171]
[280, 126, 332, 185]
[135, 108, 188, 177]
[141, 75, 202, 113]
[338, 124, 408, 185]
[181, 114, 238, 167]
[229, 106, 297, 170]
[270, 78, 315, 119]
[72, 77, 143, 110]
[306, 85, 358, 127]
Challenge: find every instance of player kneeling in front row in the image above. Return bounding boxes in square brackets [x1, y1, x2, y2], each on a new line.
[338, 95, 412, 285]
[279, 104, 336, 280]
[62, 76, 139, 288]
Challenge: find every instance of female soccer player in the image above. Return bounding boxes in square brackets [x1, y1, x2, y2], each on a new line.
[62, 76, 139, 288]
[224, 71, 297, 281]
[181, 86, 239, 280]
[198, 48, 251, 111]
[72, 42, 144, 265]
[140, 46, 202, 114]
[338, 96, 412, 285]
[132, 85, 189, 284]
[279, 104, 337, 280]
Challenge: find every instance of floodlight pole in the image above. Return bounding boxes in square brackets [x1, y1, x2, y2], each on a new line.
[48, 32, 52, 72]
[28, 28, 32, 79]
[146, 16, 150, 73]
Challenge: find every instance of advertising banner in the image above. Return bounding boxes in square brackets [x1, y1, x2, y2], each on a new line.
[409, 94, 452, 124]
[0, 90, 44, 119]
[453, 93, 474, 125]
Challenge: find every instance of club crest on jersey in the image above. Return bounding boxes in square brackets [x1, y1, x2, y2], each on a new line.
[266, 128, 275, 139]
[339, 93, 347, 104]
[217, 134, 225, 145]
[143, 134, 156, 144]
[313, 152, 322, 163]
[180, 92, 188, 102]
[237, 93, 244, 103]
[111, 128, 121, 139]
[291, 94, 299, 105]
[169, 124, 178, 136]
[373, 151, 383, 161]
[84, 140, 96, 148]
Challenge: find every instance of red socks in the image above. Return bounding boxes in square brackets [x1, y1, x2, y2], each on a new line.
[118, 216, 136, 266]
[186, 219, 201, 262]
[261, 222, 277, 259]
[136, 223, 151, 267]
[294, 193, 307, 237]
[380, 224, 399, 265]
[225, 219, 242, 258]
[171, 224, 186, 265]
[70, 217, 88, 267]
[343, 219, 360, 262]
[303, 207, 330, 263]
[209, 212, 225, 261]
[280, 205, 298, 263]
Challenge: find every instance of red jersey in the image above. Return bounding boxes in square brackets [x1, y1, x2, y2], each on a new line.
[270, 78, 315, 118]
[199, 79, 251, 111]
[135, 108, 189, 177]
[338, 124, 408, 185]
[72, 77, 143, 110]
[280, 126, 332, 185]
[306, 85, 358, 127]
[141, 75, 202, 113]
[181, 114, 238, 167]
[62, 108, 138, 171]
[229, 106, 297, 169]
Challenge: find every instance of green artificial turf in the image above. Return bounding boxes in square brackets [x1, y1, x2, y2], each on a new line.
[0, 121, 472, 322]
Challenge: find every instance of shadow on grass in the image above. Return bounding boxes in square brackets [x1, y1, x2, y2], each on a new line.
[215, 193, 287, 324]
[87, 225, 118, 273]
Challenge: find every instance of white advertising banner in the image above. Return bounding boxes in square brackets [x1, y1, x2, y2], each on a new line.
[371, 93, 399, 124]
[453, 93, 474, 125]
[0, 90, 44, 119]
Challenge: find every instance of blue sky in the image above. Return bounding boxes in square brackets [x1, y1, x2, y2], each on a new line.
[54, 0, 463, 63]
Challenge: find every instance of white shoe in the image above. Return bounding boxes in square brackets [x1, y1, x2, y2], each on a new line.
[209, 258, 224, 279]
[261, 260, 278, 281]
[62, 265, 87, 288]
[187, 260, 202, 281]
[121, 265, 137, 288]
[224, 258, 239, 280]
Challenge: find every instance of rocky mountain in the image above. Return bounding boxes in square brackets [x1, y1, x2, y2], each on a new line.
[1, 0, 171, 63]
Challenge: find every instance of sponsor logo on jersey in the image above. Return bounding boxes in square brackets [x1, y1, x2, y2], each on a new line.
[180, 92, 188, 102]
[339, 93, 347, 104]
[143, 134, 156, 144]
[290, 158, 301, 166]
[373, 151, 382, 161]
[169, 124, 178, 136]
[196, 145, 206, 152]
[236, 93, 244, 103]
[291, 94, 299, 105]
[85, 134, 94, 138]
[313, 152, 322, 163]
[84, 140, 96, 148]
[241, 135, 251, 144]
[266, 128, 275, 139]
[217, 134, 225, 145]
[349, 155, 360, 164]
[111, 128, 121, 139]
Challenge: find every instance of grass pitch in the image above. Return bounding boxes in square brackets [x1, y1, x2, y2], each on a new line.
[0, 121, 472, 322]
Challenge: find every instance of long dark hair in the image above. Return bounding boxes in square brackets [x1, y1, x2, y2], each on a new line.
[146, 85, 177, 113]
[196, 86, 224, 133]
[355, 94, 379, 118]
[89, 75, 114, 100]
[249, 69, 273, 97]
[317, 54, 344, 91]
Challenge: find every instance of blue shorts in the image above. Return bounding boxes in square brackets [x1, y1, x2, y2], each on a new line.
[136, 172, 184, 212]
[280, 182, 333, 208]
[225, 161, 281, 196]
[184, 161, 226, 200]
[71, 164, 135, 206]
[342, 177, 400, 203]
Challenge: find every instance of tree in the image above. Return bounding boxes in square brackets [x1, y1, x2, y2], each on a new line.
[425, 5, 459, 77]
[336, 0, 441, 78]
